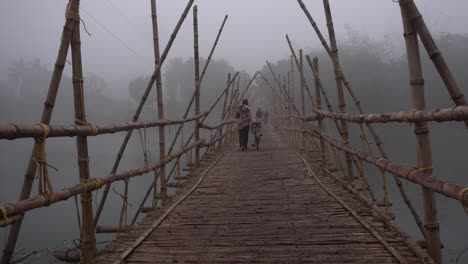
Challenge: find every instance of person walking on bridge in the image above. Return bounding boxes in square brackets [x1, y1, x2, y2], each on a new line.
[236, 99, 252, 151]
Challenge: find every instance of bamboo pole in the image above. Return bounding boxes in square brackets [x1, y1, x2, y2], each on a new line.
[68, 1, 96, 260]
[299, 50, 307, 152]
[400, 0, 468, 128]
[298, 0, 427, 237]
[151, 0, 167, 204]
[0, 1, 78, 262]
[322, 0, 353, 183]
[0, 113, 207, 140]
[313, 58, 327, 171]
[94, 0, 194, 226]
[400, 4, 442, 263]
[193, 5, 201, 167]
[300, 127, 468, 208]
[0, 141, 204, 224]
[217, 74, 231, 148]
[303, 107, 468, 124]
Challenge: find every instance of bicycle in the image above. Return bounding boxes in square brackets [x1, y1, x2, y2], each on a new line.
[250, 121, 262, 151]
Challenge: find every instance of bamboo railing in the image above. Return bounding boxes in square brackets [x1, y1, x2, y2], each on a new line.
[265, 1, 468, 264]
[0, 1, 237, 263]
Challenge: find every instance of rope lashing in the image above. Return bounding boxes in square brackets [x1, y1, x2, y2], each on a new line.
[75, 118, 98, 136]
[457, 187, 468, 214]
[138, 122, 149, 167]
[65, 3, 80, 22]
[33, 123, 56, 205]
[0, 206, 11, 225]
[402, 108, 418, 123]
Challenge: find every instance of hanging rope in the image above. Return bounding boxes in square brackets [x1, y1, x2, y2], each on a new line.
[114, 180, 131, 238]
[138, 122, 149, 167]
[376, 158, 391, 213]
[33, 123, 56, 205]
[359, 123, 373, 155]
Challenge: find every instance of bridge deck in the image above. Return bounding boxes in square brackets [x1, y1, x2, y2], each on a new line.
[97, 130, 420, 263]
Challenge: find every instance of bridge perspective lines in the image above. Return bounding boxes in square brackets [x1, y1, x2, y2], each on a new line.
[97, 130, 419, 264]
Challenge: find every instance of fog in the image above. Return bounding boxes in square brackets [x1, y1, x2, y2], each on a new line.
[1, 0, 468, 263]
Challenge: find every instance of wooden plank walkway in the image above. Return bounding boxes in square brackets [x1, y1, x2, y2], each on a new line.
[97, 129, 421, 263]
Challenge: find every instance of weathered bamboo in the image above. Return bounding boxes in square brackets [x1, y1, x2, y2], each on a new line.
[400, 5, 442, 263]
[322, 0, 353, 183]
[0, 141, 204, 223]
[239, 72, 259, 100]
[0, 113, 207, 140]
[0, 1, 78, 261]
[68, 2, 97, 260]
[218, 74, 231, 148]
[166, 14, 229, 156]
[200, 119, 236, 130]
[303, 107, 468, 124]
[193, 5, 201, 167]
[152, 0, 167, 204]
[299, 1, 427, 237]
[300, 127, 468, 208]
[400, 0, 468, 128]
[94, 0, 194, 226]
[95, 225, 130, 233]
[299, 50, 307, 152]
[313, 58, 327, 171]
[325, 171, 436, 264]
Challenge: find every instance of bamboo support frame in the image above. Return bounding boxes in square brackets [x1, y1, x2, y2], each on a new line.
[94, 0, 194, 226]
[0, 113, 207, 140]
[400, 4, 442, 262]
[218, 74, 231, 148]
[303, 107, 468, 124]
[69, 3, 97, 260]
[399, 0, 468, 128]
[193, 5, 201, 167]
[297, 0, 427, 239]
[1, 0, 79, 261]
[313, 58, 328, 172]
[300, 127, 468, 208]
[322, 0, 353, 183]
[0, 141, 204, 224]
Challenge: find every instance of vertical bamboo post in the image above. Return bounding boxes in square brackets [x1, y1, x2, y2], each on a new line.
[149, 0, 160, 207]
[0, 1, 78, 262]
[69, 1, 96, 261]
[400, 0, 468, 128]
[400, 4, 442, 263]
[313, 57, 327, 171]
[299, 50, 307, 153]
[322, 0, 354, 182]
[193, 5, 201, 167]
[219, 73, 231, 148]
[152, 0, 166, 202]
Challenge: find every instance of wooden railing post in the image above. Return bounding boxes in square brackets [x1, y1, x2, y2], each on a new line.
[193, 5, 201, 167]
[400, 3, 442, 263]
[219, 73, 231, 148]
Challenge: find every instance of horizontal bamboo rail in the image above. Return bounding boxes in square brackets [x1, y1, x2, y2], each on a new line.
[305, 106, 468, 124]
[199, 119, 235, 130]
[303, 127, 468, 207]
[0, 113, 208, 140]
[0, 140, 204, 226]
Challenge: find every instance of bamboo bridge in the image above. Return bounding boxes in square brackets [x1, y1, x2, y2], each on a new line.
[1, 0, 467, 263]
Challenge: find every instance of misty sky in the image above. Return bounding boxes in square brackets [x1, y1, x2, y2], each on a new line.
[1, 0, 468, 97]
